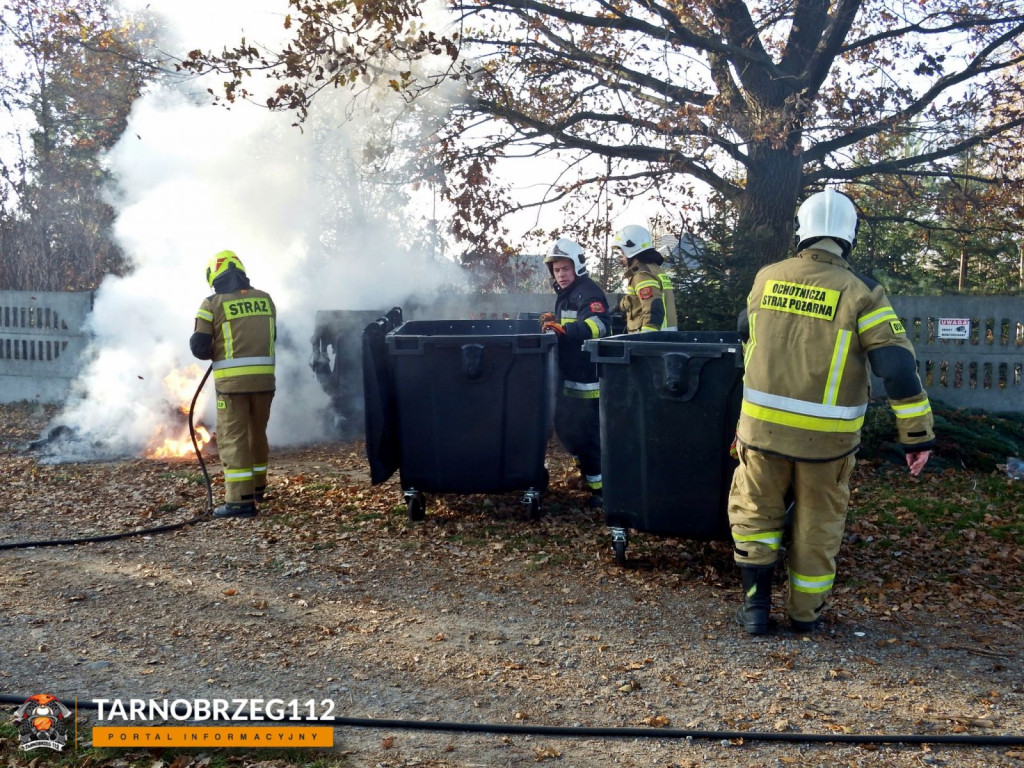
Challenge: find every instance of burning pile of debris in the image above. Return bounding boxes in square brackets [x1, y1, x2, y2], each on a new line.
[29, 365, 214, 465]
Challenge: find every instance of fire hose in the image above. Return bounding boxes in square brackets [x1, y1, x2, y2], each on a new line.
[0, 365, 214, 551]
[0, 693, 1021, 748]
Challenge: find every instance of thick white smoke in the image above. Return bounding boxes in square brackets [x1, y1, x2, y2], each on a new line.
[49, 0, 461, 459]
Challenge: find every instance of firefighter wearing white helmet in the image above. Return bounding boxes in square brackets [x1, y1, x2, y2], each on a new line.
[191, 250, 277, 519]
[612, 225, 677, 332]
[541, 238, 610, 506]
[728, 188, 934, 635]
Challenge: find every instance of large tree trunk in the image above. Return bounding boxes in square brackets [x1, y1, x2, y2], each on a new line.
[728, 142, 804, 296]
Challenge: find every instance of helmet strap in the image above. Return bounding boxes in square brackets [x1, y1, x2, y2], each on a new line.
[799, 237, 848, 258]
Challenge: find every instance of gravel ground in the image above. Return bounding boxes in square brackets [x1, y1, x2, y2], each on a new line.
[1, 402, 1022, 768]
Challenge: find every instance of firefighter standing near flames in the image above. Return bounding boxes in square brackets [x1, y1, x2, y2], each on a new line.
[190, 250, 277, 519]
[729, 188, 934, 635]
[612, 225, 677, 332]
[541, 238, 610, 507]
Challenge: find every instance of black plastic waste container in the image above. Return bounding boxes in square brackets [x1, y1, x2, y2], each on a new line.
[585, 330, 744, 564]
[363, 317, 557, 520]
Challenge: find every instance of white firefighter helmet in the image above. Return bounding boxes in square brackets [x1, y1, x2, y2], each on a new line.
[544, 238, 588, 277]
[795, 188, 858, 252]
[612, 225, 654, 260]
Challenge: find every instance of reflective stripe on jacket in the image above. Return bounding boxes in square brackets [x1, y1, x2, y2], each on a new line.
[736, 248, 933, 460]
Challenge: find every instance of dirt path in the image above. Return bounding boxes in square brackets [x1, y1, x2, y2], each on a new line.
[1, 403, 1022, 767]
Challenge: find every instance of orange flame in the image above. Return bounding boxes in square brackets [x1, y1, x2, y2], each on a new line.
[162, 365, 207, 414]
[145, 365, 214, 459]
[147, 424, 212, 459]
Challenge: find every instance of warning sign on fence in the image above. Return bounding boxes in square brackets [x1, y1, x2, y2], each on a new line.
[937, 317, 971, 339]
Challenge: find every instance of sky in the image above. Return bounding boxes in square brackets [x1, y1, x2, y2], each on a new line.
[47, 0, 463, 459]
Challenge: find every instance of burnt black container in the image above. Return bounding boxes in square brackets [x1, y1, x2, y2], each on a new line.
[363, 316, 557, 519]
[312, 308, 396, 438]
[585, 331, 743, 563]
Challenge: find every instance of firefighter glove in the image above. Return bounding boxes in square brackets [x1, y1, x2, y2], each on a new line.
[542, 321, 566, 335]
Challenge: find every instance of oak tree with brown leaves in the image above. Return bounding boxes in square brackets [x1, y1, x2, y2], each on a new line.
[185, 0, 1024, 296]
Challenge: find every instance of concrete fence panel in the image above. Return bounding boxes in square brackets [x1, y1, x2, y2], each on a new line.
[883, 296, 1024, 412]
[6, 291, 1024, 413]
[0, 291, 93, 403]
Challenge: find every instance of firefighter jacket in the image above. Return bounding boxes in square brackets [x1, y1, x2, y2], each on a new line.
[649, 263, 678, 330]
[552, 274, 610, 398]
[736, 248, 934, 461]
[193, 286, 277, 394]
[619, 262, 666, 332]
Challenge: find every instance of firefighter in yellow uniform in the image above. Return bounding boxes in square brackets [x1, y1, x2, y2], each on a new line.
[729, 189, 934, 635]
[190, 250, 277, 519]
[613, 225, 676, 332]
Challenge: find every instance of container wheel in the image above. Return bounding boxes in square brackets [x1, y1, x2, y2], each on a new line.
[612, 538, 627, 566]
[528, 495, 541, 521]
[610, 526, 628, 566]
[405, 491, 426, 521]
[522, 490, 542, 521]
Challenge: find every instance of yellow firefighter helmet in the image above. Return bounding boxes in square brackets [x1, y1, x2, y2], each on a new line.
[205, 250, 246, 287]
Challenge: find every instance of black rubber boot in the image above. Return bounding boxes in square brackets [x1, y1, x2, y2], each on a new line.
[736, 564, 775, 635]
[213, 502, 257, 519]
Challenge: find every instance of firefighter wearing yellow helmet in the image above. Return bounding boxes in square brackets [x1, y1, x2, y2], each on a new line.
[728, 189, 934, 635]
[612, 225, 677, 332]
[191, 250, 277, 518]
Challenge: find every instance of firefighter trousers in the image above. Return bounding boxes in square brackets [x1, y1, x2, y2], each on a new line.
[216, 391, 275, 504]
[553, 392, 602, 492]
[727, 444, 856, 624]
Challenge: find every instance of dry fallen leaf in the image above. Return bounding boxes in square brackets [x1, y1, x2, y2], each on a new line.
[533, 746, 561, 760]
